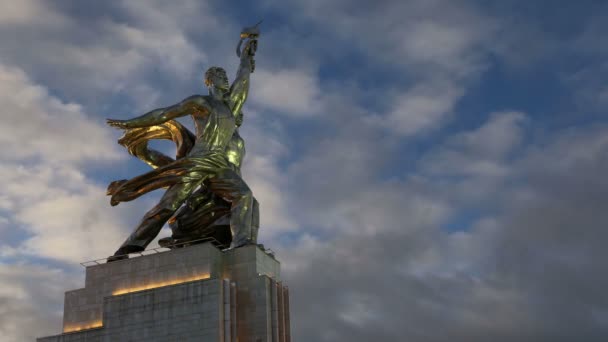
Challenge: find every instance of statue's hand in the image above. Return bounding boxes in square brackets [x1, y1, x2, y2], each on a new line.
[242, 39, 258, 57]
[240, 22, 261, 39]
[106, 119, 129, 129]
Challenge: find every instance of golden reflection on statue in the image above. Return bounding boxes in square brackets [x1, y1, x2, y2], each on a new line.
[105, 24, 261, 261]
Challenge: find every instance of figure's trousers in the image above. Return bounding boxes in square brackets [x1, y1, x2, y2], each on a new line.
[115, 168, 253, 253]
[251, 198, 260, 241]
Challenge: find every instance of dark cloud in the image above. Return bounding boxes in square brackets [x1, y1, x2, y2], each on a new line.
[276, 121, 608, 341]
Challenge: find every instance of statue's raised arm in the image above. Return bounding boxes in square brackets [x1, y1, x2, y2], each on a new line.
[229, 22, 261, 116]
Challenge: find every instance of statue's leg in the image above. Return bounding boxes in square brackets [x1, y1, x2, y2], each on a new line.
[207, 169, 253, 248]
[251, 197, 260, 242]
[110, 180, 200, 258]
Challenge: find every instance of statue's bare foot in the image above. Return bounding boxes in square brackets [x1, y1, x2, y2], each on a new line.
[228, 239, 255, 250]
[106, 254, 129, 263]
[159, 237, 183, 249]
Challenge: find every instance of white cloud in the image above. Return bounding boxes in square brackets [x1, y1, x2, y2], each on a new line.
[251, 68, 322, 116]
[0, 64, 133, 262]
[326, 182, 452, 236]
[0, 0, 65, 27]
[278, 0, 495, 69]
[397, 18, 491, 76]
[102, 20, 205, 79]
[381, 79, 465, 136]
[240, 113, 297, 239]
[0, 64, 120, 164]
[0, 263, 79, 342]
[266, 0, 499, 137]
[453, 111, 526, 159]
[0, 0, 210, 109]
[245, 155, 295, 234]
[565, 61, 608, 110]
[420, 111, 527, 178]
[2, 164, 128, 262]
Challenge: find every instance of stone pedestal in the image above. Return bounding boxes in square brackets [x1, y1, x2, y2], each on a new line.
[37, 243, 291, 342]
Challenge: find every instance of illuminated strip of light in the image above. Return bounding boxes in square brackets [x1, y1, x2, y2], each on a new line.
[63, 321, 103, 333]
[112, 273, 211, 295]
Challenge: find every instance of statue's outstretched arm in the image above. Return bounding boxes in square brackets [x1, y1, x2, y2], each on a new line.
[229, 28, 259, 115]
[107, 95, 210, 129]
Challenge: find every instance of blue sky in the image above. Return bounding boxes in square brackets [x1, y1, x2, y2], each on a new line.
[1, 0, 608, 341]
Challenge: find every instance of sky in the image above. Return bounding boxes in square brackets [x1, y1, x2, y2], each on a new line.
[1, 0, 607, 341]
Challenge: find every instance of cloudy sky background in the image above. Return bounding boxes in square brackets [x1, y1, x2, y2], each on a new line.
[1, 0, 607, 341]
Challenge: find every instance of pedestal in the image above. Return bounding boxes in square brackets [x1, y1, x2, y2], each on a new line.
[37, 243, 291, 342]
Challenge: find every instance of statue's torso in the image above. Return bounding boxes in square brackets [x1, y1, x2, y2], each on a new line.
[225, 129, 246, 171]
[189, 96, 236, 155]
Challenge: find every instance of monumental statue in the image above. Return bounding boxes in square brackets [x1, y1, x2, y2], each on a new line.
[105, 23, 262, 262]
[37, 23, 291, 342]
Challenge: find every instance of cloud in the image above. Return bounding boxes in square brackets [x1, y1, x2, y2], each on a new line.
[105, 22, 202, 78]
[0, 0, 66, 27]
[394, 14, 493, 77]
[245, 87, 607, 339]
[0, 64, 135, 264]
[276, 119, 608, 341]
[2, 164, 130, 262]
[420, 111, 527, 178]
[285, 129, 388, 224]
[483, 126, 608, 339]
[0, 263, 79, 342]
[263, 0, 500, 137]
[0, 64, 120, 164]
[274, 216, 536, 341]
[251, 68, 322, 116]
[271, 0, 495, 70]
[380, 79, 465, 136]
[240, 111, 297, 238]
[0, 0, 209, 109]
[565, 61, 608, 110]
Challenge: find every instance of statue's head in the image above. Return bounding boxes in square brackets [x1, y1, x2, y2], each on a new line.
[204, 67, 229, 94]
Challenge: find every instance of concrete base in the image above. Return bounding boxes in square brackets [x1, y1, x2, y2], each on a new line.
[37, 243, 291, 342]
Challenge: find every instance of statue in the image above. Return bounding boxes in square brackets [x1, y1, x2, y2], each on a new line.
[105, 23, 261, 261]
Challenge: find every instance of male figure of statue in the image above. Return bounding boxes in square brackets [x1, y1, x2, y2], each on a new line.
[106, 27, 259, 261]
[163, 110, 261, 247]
